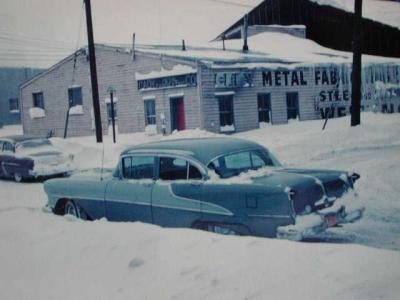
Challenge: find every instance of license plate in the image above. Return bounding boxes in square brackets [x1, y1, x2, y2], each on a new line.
[325, 215, 338, 228]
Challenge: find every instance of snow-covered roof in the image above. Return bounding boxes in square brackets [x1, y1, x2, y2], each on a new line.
[309, 0, 400, 30]
[136, 31, 400, 68]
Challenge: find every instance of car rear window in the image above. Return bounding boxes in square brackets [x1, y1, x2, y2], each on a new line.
[208, 149, 281, 178]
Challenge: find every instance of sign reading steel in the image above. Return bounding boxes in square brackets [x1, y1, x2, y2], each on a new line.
[138, 73, 197, 90]
[215, 72, 253, 88]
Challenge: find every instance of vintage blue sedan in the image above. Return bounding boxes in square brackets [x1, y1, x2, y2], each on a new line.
[44, 137, 364, 240]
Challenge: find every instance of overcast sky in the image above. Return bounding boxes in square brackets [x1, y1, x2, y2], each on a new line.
[0, 0, 261, 68]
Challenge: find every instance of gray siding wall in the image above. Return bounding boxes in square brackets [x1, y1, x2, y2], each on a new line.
[200, 64, 400, 134]
[21, 47, 201, 137]
[119, 52, 200, 134]
[21, 49, 111, 137]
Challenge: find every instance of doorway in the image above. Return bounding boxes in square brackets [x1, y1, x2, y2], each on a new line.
[170, 97, 186, 131]
[286, 92, 299, 120]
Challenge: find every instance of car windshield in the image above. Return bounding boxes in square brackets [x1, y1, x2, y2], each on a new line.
[15, 139, 52, 152]
[207, 149, 282, 179]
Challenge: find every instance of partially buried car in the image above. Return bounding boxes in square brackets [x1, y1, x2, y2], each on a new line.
[0, 135, 75, 182]
[44, 137, 364, 240]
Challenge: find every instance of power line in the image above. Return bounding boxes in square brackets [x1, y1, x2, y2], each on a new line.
[204, 0, 254, 8]
[0, 30, 76, 46]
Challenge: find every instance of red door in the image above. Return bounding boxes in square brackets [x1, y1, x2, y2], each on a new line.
[177, 99, 186, 130]
[170, 98, 186, 131]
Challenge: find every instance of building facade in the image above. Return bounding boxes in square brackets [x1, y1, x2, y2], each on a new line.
[20, 42, 400, 137]
[0, 67, 42, 127]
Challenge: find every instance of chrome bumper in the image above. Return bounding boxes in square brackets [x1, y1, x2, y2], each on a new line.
[29, 162, 76, 177]
[277, 192, 365, 241]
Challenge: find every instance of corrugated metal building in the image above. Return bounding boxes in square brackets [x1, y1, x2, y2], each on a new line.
[20, 29, 400, 137]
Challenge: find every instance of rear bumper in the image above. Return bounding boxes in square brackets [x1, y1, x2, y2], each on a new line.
[29, 162, 76, 177]
[276, 192, 365, 241]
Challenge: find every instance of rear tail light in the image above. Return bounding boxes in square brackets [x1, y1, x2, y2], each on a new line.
[350, 173, 360, 182]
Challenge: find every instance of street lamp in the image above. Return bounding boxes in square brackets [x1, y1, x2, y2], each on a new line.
[107, 85, 117, 143]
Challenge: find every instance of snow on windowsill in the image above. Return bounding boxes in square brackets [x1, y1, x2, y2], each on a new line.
[9, 109, 20, 114]
[220, 125, 235, 133]
[145, 124, 157, 136]
[29, 107, 45, 119]
[69, 105, 84, 115]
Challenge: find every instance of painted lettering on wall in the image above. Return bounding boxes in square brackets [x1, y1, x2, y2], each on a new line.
[215, 72, 253, 88]
[262, 70, 307, 86]
[137, 73, 197, 90]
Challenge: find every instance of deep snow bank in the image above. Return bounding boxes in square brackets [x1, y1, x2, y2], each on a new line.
[1, 112, 400, 299]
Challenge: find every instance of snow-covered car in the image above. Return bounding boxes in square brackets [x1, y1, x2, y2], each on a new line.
[44, 137, 364, 240]
[0, 135, 75, 182]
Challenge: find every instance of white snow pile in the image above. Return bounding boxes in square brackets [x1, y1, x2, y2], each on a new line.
[136, 64, 197, 80]
[29, 107, 45, 119]
[69, 105, 84, 115]
[1, 112, 400, 299]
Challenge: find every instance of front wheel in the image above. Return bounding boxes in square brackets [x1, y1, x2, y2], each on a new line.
[194, 222, 237, 235]
[64, 200, 87, 220]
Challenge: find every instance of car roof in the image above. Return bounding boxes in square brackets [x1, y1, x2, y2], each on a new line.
[0, 135, 45, 144]
[122, 137, 267, 165]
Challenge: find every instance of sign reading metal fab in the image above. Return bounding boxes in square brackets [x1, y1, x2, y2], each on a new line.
[137, 73, 197, 90]
[215, 72, 253, 88]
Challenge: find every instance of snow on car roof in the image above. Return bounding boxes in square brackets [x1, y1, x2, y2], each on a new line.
[122, 137, 266, 165]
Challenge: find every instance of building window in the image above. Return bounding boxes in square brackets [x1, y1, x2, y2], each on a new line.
[9, 98, 19, 112]
[257, 93, 271, 123]
[106, 103, 117, 121]
[32, 92, 44, 109]
[144, 100, 156, 125]
[68, 87, 82, 107]
[218, 95, 235, 131]
[286, 92, 299, 120]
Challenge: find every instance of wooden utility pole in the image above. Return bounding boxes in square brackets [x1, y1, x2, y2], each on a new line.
[243, 14, 249, 52]
[351, 0, 362, 126]
[84, 0, 103, 142]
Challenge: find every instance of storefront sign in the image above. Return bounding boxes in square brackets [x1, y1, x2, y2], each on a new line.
[215, 72, 253, 88]
[137, 73, 197, 90]
[262, 70, 307, 86]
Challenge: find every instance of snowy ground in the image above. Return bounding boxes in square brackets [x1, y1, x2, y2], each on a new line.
[1, 113, 400, 299]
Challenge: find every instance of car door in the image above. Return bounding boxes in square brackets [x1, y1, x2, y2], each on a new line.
[151, 156, 203, 228]
[0, 141, 5, 176]
[104, 155, 155, 222]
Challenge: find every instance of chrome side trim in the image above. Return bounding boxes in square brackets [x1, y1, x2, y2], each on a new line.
[247, 214, 292, 219]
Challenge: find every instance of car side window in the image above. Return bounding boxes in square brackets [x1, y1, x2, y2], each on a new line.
[188, 164, 202, 180]
[122, 156, 155, 180]
[160, 157, 187, 180]
[0, 141, 3, 152]
[159, 157, 203, 180]
[3, 142, 14, 153]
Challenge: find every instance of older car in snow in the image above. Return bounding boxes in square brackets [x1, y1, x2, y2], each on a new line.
[0, 135, 75, 182]
[44, 137, 364, 240]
